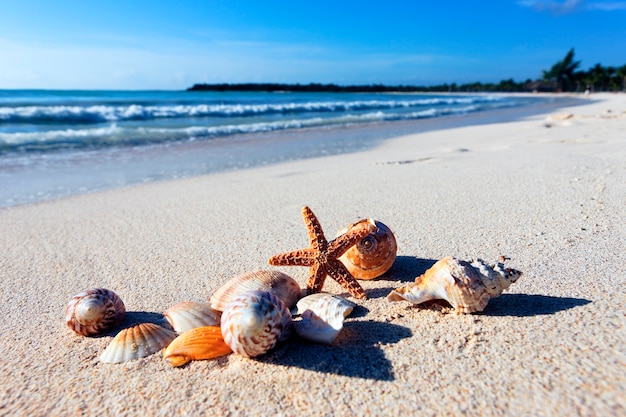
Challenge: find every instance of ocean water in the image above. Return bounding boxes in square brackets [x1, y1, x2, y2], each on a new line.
[0, 90, 560, 207]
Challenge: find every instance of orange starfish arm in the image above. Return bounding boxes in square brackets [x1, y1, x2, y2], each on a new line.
[306, 262, 327, 294]
[268, 248, 316, 267]
[327, 259, 367, 299]
[328, 219, 376, 259]
[302, 206, 328, 252]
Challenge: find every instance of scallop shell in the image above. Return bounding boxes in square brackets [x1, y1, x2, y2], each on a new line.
[220, 290, 293, 358]
[293, 293, 356, 344]
[210, 270, 302, 312]
[99, 323, 177, 364]
[163, 326, 232, 367]
[386, 257, 522, 313]
[65, 288, 126, 336]
[164, 301, 221, 333]
[338, 219, 397, 280]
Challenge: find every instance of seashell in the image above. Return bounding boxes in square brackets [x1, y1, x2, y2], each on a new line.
[338, 219, 397, 280]
[99, 323, 177, 364]
[293, 293, 356, 344]
[164, 301, 221, 333]
[386, 257, 522, 313]
[65, 288, 126, 336]
[220, 290, 293, 358]
[210, 270, 302, 312]
[163, 326, 232, 367]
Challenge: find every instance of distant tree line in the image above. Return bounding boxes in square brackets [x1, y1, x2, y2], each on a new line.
[187, 49, 626, 94]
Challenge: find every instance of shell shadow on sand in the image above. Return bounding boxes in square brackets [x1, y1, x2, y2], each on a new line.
[481, 294, 592, 317]
[362, 256, 437, 299]
[81, 311, 167, 338]
[263, 320, 412, 381]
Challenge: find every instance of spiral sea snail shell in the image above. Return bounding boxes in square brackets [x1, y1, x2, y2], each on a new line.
[338, 219, 397, 280]
[65, 288, 126, 336]
[220, 290, 293, 358]
[387, 257, 522, 314]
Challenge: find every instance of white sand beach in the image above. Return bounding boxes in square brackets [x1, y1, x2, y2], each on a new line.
[1, 93, 624, 416]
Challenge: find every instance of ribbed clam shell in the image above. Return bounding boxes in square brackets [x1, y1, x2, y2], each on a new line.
[164, 301, 221, 333]
[293, 293, 356, 344]
[338, 219, 397, 280]
[163, 326, 232, 367]
[65, 288, 126, 336]
[210, 270, 302, 312]
[386, 257, 523, 313]
[99, 323, 177, 364]
[220, 290, 293, 358]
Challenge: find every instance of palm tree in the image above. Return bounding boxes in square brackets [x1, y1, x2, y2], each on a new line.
[543, 48, 581, 92]
[616, 65, 626, 92]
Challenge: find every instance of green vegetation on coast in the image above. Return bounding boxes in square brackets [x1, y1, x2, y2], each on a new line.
[188, 49, 626, 94]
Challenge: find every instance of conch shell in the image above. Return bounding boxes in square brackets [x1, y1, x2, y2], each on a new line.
[65, 288, 126, 336]
[293, 293, 356, 344]
[338, 219, 397, 280]
[210, 270, 302, 312]
[220, 290, 293, 358]
[164, 301, 221, 333]
[387, 257, 522, 313]
[163, 326, 232, 367]
[99, 323, 177, 364]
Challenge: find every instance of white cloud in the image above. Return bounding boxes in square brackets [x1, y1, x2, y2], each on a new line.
[517, 0, 626, 13]
[586, 1, 626, 10]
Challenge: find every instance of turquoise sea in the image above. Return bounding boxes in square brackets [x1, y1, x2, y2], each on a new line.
[0, 90, 568, 207]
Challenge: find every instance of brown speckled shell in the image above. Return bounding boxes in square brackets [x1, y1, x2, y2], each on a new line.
[210, 270, 301, 312]
[220, 290, 292, 358]
[65, 288, 126, 336]
[338, 219, 397, 280]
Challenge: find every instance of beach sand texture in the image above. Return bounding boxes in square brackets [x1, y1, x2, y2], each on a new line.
[1, 94, 625, 416]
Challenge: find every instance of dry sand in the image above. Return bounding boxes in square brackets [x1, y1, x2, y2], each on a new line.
[1, 93, 624, 416]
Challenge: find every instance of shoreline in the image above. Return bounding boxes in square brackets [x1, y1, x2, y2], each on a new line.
[1, 93, 624, 416]
[1, 94, 583, 209]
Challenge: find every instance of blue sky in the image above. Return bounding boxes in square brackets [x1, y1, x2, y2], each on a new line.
[1, 0, 625, 90]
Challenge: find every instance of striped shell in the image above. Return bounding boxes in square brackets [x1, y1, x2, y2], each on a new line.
[99, 323, 177, 364]
[164, 301, 221, 333]
[65, 288, 126, 336]
[387, 257, 523, 313]
[338, 219, 397, 280]
[163, 326, 232, 367]
[293, 293, 356, 344]
[210, 270, 302, 312]
[220, 290, 293, 358]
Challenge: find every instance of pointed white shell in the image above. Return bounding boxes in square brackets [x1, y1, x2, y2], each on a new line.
[338, 219, 397, 280]
[65, 288, 126, 336]
[220, 290, 292, 358]
[293, 293, 356, 344]
[99, 323, 177, 364]
[387, 257, 522, 313]
[164, 301, 221, 333]
[210, 270, 302, 311]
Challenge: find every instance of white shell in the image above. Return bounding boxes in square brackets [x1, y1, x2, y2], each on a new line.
[210, 270, 302, 311]
[220, 290, 292, 358]
[387, 257, 522, 313]
[65, 288, 126, 336]
[99, 323, 177, 364]
[293, 293, 356, 344]
[164, 301, 221, 333]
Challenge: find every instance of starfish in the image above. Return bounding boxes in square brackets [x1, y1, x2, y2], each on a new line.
[268, 206, 376, 299]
